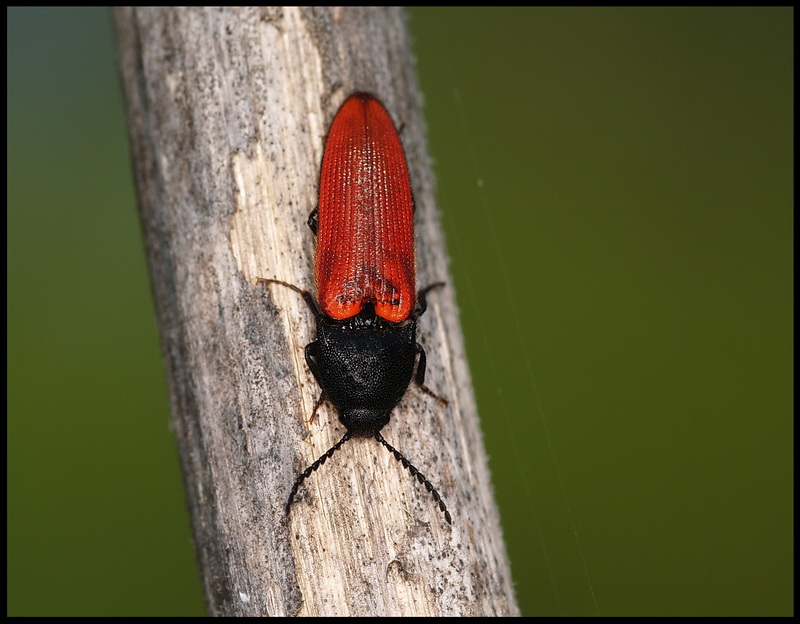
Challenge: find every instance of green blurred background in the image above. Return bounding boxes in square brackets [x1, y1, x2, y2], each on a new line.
[7, 7, 792, 617]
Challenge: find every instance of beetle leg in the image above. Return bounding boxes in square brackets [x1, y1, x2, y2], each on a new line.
[414, 342, 448, 405]
[415, 282, 445, 316]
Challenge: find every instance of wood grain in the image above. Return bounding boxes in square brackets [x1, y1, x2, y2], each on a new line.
[114, 6, 517, 616]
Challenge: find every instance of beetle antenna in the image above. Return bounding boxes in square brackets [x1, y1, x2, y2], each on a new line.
[374, 432, 452, 525]
[286, 432, 353, 515]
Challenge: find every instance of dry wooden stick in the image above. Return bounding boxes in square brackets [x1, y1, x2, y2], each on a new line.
[114, 6, 517, 616]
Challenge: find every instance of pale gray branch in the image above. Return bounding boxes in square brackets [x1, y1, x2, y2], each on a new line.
[114, 6, 517, 617]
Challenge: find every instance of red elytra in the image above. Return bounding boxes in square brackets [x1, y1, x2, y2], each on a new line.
[315, 93, 416, 323]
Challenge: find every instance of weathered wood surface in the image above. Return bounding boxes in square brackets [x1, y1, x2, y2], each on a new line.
[114, 6, 518, 616]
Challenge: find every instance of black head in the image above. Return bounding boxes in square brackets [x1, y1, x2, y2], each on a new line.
[339, 407, 390, 437]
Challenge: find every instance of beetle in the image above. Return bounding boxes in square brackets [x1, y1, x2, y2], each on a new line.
[259, 92, 451, 524]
